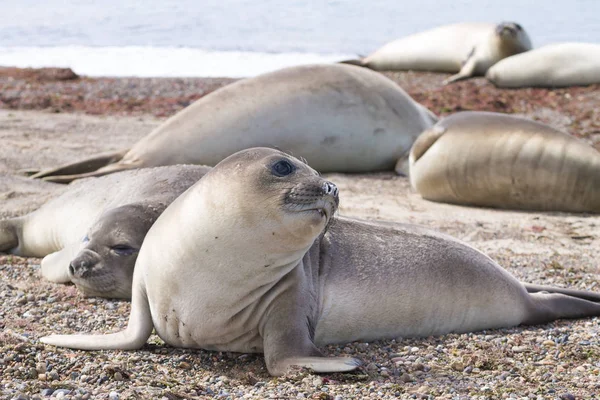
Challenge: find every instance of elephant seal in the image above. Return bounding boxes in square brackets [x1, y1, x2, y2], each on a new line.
[486, 42, 600, 88]
[405, 111, 600, 212]
[40, 147, 600, 376]
[1, 165, 210, 298]
[342, 22, 531, 84]
[30, 64, 436, 183]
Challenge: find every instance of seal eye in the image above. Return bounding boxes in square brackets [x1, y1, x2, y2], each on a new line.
[111, 245, 136, 256]
[271, 160, 295, 177]
[514, 23, 523, 30]
[82, 235, 89, 243]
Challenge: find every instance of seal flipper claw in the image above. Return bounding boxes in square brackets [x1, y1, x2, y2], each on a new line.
[285, 356, 362, 374]
[40, 283, 153, 350]
[31, 149, 128, 182]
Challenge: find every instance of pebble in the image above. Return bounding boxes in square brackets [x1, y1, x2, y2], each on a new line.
[108, 391, 120, 400]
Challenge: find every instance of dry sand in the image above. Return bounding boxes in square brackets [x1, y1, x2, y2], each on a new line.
[0, 72, 599, 399]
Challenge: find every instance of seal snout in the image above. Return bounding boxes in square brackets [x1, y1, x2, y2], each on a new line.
[69, 250, 99, 278]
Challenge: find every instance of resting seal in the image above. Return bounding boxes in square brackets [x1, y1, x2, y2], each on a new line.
[405, 111, 600, 212]
[0, 165, 209, 298]
[30, 64, 436, 183]
[41, 148, 600, 376]
[342, 22, 531, 84]
[486, 42, 600, 88]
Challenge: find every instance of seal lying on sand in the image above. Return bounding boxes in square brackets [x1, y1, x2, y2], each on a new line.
[342, 22, 531, 84]
[41, 148, 600, 376]
[1, 165, 209, 298]
[30, 64, 436, 183]
[405, 111, 600, 212]
[486, 42, 600, 88]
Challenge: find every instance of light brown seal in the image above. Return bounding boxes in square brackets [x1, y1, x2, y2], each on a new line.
[341, 22, 531, 84]
[486, 42, 600, 88]
[0, 165, 210, 298]
[405, 111, 600, 212]
[41, 148, 600, 376]
[30, 64, 436, 183]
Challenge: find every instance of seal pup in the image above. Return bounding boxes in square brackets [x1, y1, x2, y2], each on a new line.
[341, 22, 531, 84]
[0, 165, 210, 298]
[41, 148, 600, 376]
[405, 111, 600, 212]
[486, 42, 600, 88]
[30, 64, 437, 183]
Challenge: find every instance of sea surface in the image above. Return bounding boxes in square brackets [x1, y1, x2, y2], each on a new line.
[0, 0, 598, 77]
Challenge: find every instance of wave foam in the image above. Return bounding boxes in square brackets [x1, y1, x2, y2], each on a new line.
[0, 46, 356, 78]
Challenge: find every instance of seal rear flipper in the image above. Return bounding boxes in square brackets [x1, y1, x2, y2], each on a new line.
[0, 220, 19, 253]
[30, 149, 128, 181]
[40, 283, 153, 350]
[524, 283, 600, 303]
[39, 161, 138, 184]
[523, 292, 600, 326]
[40, 244, 80, 283]
[338, 58, 366, 67]
[409, 124, 447, 165]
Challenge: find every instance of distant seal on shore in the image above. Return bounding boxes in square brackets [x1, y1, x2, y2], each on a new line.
[30, 64, 436, 183]
[41, 147, 600, 376]
[0, 165, 209, 298]
[406, 111, 600, 212]
[341, 22, 531, 84]
[486, 42, 600, 88]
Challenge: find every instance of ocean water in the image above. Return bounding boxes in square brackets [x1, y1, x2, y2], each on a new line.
[0, 0, 598, 77]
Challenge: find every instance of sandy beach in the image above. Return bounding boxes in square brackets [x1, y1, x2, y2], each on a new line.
[1, 68, 599, 399]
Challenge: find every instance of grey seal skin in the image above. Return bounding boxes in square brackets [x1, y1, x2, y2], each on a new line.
[404, 111, 600, 213]
[40, 148, 600, 376]
[29, 63, 437, 183]
[0, 165, 210, 298]
[486, 42, 600, 88]
[341, 22, 531, 84]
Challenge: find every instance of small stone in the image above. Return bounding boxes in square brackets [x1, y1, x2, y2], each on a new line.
[451, 361, 464, 371]
[380, 369, 389, 377]
[409, 347, 419, 353]
[463, 365, 473, 374]
[542, 340, 556, 347]
[559, 394, 575, 400]
[312, 377, 324, 386]
[108, 392, 120, 400]
[48, 371, 59, 381]
[512, 346, 527, 353]
[399, 373, 412, 382]
[40, 389, 54, 396]
[38, 374, 46, 381]
[12, 394, 29, 400]
[366, 362, 378, 371]
[113, 372, 123, 381]
[179, 361, 192, 370]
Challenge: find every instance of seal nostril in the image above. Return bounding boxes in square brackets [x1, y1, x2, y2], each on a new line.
[322, 181, 338, 197]
[69, 264, 75, 275]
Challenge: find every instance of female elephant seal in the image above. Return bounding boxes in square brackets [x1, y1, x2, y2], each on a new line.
[41, 147, 600, 376]
[406, 111, 600, 212]
[343, 22, 531, 84]
[0, 165, 210, 298]
[30, 63, 436, 183]
[486, 42, 600, 88]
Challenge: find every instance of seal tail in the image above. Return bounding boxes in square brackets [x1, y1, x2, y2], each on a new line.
[525, 283, 600, 303]
[0, 220, 19, 253]
[30, 149, 129, 183]
[40, 283, 153, 350]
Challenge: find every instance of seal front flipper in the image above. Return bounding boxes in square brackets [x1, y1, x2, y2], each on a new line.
[0, 220, 19, 252]
[40, 282, 153, 350]
[30, 149, 128, 182]
[261, 288, 362, 376]
[443, 48, 478, 85]
[40, 243, 80, 283]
